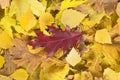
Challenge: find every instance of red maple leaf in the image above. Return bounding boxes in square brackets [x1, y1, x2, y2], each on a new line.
[28, 26, 82, 56]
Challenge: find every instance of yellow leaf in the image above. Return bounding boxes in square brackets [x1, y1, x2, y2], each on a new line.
[103, 68, 120, 80]
[27, 45, 44, 54]
[39, 12, 54, 35]
[117, 18, 120, 34]
[0, 56, 5, 69]
[14, 25, 27, 35]
[60, 0, 87, 10]
[66, 47, 81, 66]
[10, 68, 28, 80]
[0, 75, 12, 80]
[9, 0, 45, 18]
[27, 0, 46, 17]
[0, 31, 14, 49]
[89, 10, 106, 24]
[19, 9, 37, 31]
[95, 29, 112, 44]
[116, 2, 120, 17]
[0, 15, 26, 37]
[61, 9, 86, 28]
[0, 16, 15, 38]
[55, 0, 86, 20]
[40, 64, 69, 80]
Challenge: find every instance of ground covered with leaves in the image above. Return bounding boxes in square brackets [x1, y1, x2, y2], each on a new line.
[0, 0, 120, 80]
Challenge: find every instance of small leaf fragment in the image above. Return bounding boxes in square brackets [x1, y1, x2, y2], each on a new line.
[116, 2, 120, 17]
[0, 56, 5, 69]
[10, 68, 28, 80]
[95, 29, 112, 44]
[66, 47, 81, 66]
[27, 45, 44, 54]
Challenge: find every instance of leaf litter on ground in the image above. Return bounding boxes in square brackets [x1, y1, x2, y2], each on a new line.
[0, 0, 120, 80]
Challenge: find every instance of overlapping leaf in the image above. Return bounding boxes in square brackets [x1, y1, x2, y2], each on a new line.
[28, 26, 82, 56]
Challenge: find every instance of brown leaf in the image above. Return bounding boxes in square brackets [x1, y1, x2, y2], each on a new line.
[89, 0, 118, 15]
[0, 50, 17, 76]
[9, 38, 47, 72]
[86, 58, 102, 77]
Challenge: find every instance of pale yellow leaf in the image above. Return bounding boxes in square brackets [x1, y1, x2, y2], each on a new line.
[0, 0, 10, 9]
[0, 31, 14, 49]
[95, 29, 112, 44]
[116, 2, 120, 17]
[61, 9, 86, 28]
[0, 75, 12, 80]
[55, 0, 86, 20]
[0, 56, 5, 69]
[10, 68, 28, 80]
[66, 47, 81, 66]
[103, 68, 120, 80]
[117, 18, 120, 34]
[19, 9, 37, 31]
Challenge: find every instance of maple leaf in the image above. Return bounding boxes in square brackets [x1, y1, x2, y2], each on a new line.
[28, 26, 82, 56]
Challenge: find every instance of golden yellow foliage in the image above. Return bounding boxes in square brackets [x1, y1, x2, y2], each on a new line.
[95, 29, 112, 44]
[0, 56, 5, 69]
[19, 9, 37, 31]
[0, 31, 14, 49]
[10, 68, 28, 80]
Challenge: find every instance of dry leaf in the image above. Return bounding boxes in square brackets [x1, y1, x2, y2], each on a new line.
[61, 9, 86, 28]
[95, 29, 112, 44]
[66, 47, 81, 66]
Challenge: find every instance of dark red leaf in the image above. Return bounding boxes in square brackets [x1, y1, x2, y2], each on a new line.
[28, 26, 82, 56]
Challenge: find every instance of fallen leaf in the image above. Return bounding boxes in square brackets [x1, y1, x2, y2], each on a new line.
[95, 29, 112, 44]
[86, 57, 102, 77]
[10, 68, 28, 80]
[66, 47, 81, 66]
[103, 68, 120, 80]
[74, 71, 93, 80]
[40, 64, 69, 80]
[28, 26, 82, 56]
[27, 45, 44, 54]
[0, 0, 11, 9]
[0, 31, 14, 49]
[55, 0, 86, 20]
[0, 56, 5, 69]
[61, 9, 86, 28]
[0, 51, 17, 75]
[0, 15, 26, 38]
[9, 38, 47, 72]
[39, 12, 54, 35]
[19, 9, 37, 31]
[116, 2, 120, 17]
[0, 75, 11, 80]
[9, 0, 45, 19]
